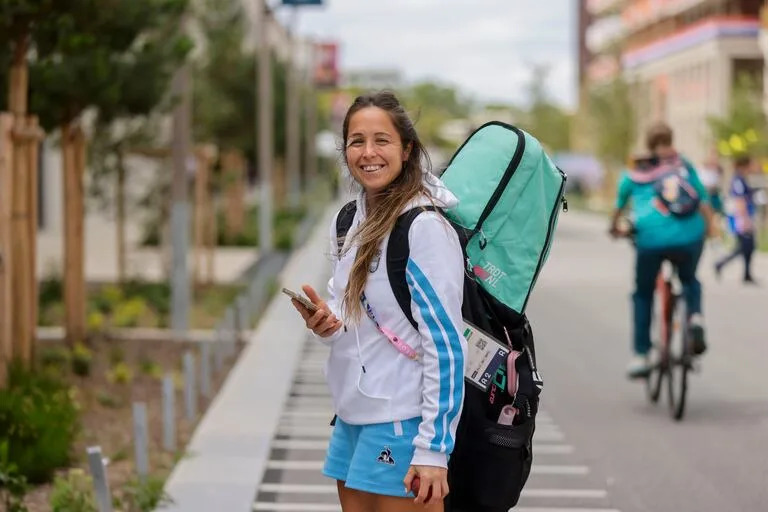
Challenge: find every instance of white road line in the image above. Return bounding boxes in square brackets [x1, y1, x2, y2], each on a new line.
[266, 460, 589, 475]
[533, 444, 574, 454]
[253, 504, 619, 512]
[253, 504, 340, 512]
[279, 417, 335, 426]
[281, 410, 334, 418]
[534, 431, 566, 442]
[259, 483, 336, 494]
[276, 425, 333, 437]
[530, 465, 590, 475]
[521, 489, 608, 499]
[513, 509, 620, 512]
[276, 423, 581, 438]
[258, 484, 607, 500]
[270, 438, 573, 454]
[266, 460, 324, 470]
[270, 439, 328, 450]
[292, 385, 331, 395]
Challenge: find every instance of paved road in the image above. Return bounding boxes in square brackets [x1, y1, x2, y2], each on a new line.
[253, 211, 767, 512]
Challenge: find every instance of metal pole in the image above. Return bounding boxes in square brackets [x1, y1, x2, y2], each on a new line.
[304, 40, 318, 191]
[286, 7, 301, 208]
[258, 0, 274, 253]
[170, 43, 192, 335]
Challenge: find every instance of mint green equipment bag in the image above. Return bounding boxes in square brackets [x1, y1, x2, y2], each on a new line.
[441, 121, 567, 315]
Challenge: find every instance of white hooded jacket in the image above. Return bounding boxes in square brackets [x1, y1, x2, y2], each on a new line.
[319, 173, 467, 469]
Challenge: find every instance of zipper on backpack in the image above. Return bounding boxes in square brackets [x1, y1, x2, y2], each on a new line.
[562, 196, 568, 212]
[472, 123, 526, 238]
[522, 168, 567, 311]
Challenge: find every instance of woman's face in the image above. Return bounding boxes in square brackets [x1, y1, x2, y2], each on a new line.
[345, 107, 411, 197]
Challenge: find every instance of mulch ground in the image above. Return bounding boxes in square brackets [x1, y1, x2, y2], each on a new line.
[19, 335, 242, 512]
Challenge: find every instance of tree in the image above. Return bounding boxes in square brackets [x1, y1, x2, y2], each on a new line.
[588, 77, 635, 166]
[24, 0, 189, 344]
[193, 0, 289, 163]
[519, 65, 571, 152]
[707, 73, 766, 158]
[401, 82, 472, 150]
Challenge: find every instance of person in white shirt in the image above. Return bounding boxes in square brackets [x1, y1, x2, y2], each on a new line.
[291, 91, 466, 511]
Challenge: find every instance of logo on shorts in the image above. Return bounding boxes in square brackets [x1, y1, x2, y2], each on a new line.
[377, 446, 395, 465]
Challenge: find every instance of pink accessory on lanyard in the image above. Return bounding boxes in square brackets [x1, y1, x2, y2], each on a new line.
[361, 293, 420, 361]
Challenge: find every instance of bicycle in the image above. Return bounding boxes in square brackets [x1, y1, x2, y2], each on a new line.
[646, 256, 694, 421]
[614, 223, 697, 421]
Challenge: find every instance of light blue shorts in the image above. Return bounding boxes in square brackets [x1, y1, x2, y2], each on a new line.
[323, 416, 421, 497]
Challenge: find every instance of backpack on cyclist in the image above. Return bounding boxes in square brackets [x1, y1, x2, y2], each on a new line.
[630, 156, 700, 217]
[336, 121, 567, 511]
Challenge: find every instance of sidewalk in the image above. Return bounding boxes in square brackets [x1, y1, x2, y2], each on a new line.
[37, 213, 257, 284]
[160, 200, 343, 512]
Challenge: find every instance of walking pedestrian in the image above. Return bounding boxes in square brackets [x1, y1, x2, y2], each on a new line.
[715, 154, 759, 284]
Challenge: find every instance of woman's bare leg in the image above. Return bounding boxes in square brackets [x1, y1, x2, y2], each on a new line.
[374, 494, 443, 512]
[337, 480, 377, 512]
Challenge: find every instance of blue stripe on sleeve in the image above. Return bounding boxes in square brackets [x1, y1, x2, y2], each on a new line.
[406, 259, 464, 452]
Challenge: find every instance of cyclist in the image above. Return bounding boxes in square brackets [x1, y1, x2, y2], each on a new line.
[609, 122, 716, 378]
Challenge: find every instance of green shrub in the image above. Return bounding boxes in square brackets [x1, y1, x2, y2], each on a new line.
[120, 475, 173, 512]
[112, 298, 149, 328]
[91, 285, 124, 314]
[71, 343, 93, 377]
[106, 362, 134, 385]
[122, 281, 170, 318]
[49, 469, 97, 512]
[39, 346, 71, 371]
[40, 302, 65, 327]
[0, 440, 29, 512]
[96, 391, 124, 409]
[138, 357, 163, 379]
[38, 274, 63, 310]
[87, 311, 107, 333]
[108, 345, 126, 366]
[0, 364, 79, 483]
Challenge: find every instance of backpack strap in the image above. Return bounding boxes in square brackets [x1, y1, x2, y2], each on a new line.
[335, 200, 357, 258]
[386, 206, 438, 331]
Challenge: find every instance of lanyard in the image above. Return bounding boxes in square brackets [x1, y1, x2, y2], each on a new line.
[360, 292, 420, 361]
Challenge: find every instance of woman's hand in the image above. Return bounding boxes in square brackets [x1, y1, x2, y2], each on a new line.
[403, 465, 449, 505]
[291, 285, 343, 338]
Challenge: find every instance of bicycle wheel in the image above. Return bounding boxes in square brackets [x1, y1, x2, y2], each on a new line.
[646, 278, 670, 403]
[667, 294, 689, 421]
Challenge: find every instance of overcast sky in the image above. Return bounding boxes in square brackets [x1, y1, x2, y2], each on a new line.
[277, 0, 577, 109]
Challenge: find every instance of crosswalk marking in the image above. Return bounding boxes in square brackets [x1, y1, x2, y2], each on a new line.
[253, 504, 340, 511]
[266, 460, 589, 475]
[513, 509, 621, 512]
[275, 424, 564, 440]
[256, 341, 619, 511]
[280, 410, 333, 418]
[258, 483, 608, 500]
[270, 439, 328, 450]
[253, 504, 621, 512]
[269, 438, 574, 454]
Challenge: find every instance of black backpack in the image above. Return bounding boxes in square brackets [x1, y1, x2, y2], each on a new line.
[336, 201, 540, 511]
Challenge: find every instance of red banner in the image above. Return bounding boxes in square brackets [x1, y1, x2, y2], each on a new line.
[313, 42, 339, 89]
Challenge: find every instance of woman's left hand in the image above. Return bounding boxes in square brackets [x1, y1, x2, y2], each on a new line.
[403, 465, 449, 505]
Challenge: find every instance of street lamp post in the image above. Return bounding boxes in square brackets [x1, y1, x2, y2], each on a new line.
[257, 0, 273, 254]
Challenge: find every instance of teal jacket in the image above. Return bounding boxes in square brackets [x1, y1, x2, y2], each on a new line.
[615, 157, 709, 249]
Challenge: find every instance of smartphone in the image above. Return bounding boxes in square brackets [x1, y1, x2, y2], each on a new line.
[282, 288, 319, 313]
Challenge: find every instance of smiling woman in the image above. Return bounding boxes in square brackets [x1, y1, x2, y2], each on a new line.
[288, 91, 467, 512]
[345, 107, 412, 203]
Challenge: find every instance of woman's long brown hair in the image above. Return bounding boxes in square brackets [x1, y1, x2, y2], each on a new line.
[340, 91, 430, 322]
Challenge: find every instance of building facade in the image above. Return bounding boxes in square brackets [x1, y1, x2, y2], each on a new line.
[580, 0, 765, 165]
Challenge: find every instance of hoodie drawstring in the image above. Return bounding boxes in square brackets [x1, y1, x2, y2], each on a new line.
[355, 327, 366, 373]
